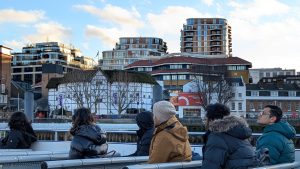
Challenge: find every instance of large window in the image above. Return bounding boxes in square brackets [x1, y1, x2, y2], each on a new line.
[183, 109, 201, 117]
[231, 102, 235, 110]
[163, 75, 170, 80]
[238, 102, 242, 110]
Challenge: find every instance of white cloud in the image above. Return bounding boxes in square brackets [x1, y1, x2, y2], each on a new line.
[3, 40, 24, 52]
[24, 22, 72, 43]
[146, 6, 209, 52]
[84, 25, 139, 49]
[0, 9, 45, 24]
[228, 0, 300, 70]
[229, 0, 289, 23]
[74, 4, 144, 29]
[202, 0, 214, 6]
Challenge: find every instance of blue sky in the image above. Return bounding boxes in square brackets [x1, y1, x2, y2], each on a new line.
[1, 0, 300, 71]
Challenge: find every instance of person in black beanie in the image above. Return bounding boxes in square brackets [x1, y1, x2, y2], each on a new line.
[202, 103, 257, 169]
[128, 111, 154, 156]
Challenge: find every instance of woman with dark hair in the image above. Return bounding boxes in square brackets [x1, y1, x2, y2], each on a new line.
[0, 111, 37, 149]
[69, 107, 108, 159]
[201, 103, 257, 169]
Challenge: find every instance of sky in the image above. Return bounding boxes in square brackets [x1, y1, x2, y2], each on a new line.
[1, 0, 300, 71]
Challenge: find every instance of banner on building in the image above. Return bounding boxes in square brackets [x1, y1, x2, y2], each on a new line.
[178, 93, 201, 106]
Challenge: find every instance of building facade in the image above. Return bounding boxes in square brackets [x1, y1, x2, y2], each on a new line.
[180, 18, 232, 56]
[246, 82, 300, 118]
[249, 68, 296, 84]
[12, 42, 96, 86]
[47, 69, 158, 115]
[100, 37, 167, 70]
[0, 45, 12, 109]
[125, 53, 251, 94]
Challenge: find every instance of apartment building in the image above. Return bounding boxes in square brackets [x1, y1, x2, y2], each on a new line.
[0, 45, 12, 109]
[11, 42, 96, 86]
[125, 53, 252, 93]
[180, 18, 232, 56]
[249, 68, 296, 84]
[101, 37, 167, 70]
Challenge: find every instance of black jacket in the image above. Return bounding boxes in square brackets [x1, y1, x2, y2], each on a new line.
[202, 116, 257, 169]
[0, 129, 37, 149]
[129, 111, 154, 156]
[69, 124, 107, 159]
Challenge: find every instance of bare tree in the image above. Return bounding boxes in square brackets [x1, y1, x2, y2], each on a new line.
[108, 71, 140, 115]
[63, 69, 108, 114]
[191, 65, 233, 110]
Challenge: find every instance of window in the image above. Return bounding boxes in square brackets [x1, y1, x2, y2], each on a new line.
[289, 91, 296, 97]
[271, 91, 278, 97]
[258, 102, 263, 111]
[252, 91, 259, 96]
[163, 75, 170, 80]
[287, 103, 291, 111]
[238, 93, 242, 98]
[238, 103, 242, 110]
[183, 109, 200, 117]
[178, 75, 186, 80]
[250, 103, 255, 111]
[171, 75, 177, 80]
[231, 102, 235, 110]
[266, 72, 270, 77]
[232, 92, 235, 98]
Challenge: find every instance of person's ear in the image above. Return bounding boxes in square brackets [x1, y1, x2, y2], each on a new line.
[270, 116, 277, 123]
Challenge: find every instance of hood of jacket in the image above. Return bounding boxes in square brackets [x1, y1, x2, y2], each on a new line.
[74, 125, 106, 144]
[136, 111, 154, 130]
[209, 115, 252, 139]
[155, 116, 189, 142]
[264, 121, 296, 139]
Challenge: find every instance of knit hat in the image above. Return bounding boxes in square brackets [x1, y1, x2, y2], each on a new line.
[153, 101, 176, 124]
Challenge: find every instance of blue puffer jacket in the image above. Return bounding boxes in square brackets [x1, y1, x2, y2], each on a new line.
[256, 121, 296, 164]
[202, 116, 257, 169]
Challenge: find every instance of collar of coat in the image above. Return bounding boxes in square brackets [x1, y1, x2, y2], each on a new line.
[208, 115, 249, 132]
[155, 115, 178, 134]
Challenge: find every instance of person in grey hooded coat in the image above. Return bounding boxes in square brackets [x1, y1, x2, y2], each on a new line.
[202, 103, 257, 169]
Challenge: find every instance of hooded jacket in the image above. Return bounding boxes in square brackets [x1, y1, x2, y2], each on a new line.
[69, 124, 107, 159]
[256, 121, 296, 164]
[148, 116, 192, 163]
[202, 116, 257, 169]
[0, 129, 37, 149]
[129, 111, 154, 156]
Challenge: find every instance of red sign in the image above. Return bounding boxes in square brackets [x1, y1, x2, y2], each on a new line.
[178, 93, 202, 106]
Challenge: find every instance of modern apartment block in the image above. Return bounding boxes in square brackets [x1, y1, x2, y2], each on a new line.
[0, 45, 12, 109]
[249, 68, 296, 84]
[180, 18, 232, 56]
[11, 42, 96, 86]
[100, 37, 167, 70]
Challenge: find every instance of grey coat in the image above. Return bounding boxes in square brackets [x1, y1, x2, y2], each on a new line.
[202, 116, 257, 169]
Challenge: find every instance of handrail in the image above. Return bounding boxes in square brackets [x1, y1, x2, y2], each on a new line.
[41, 156, 148, 169]
[0, 150, 68, 156]
[123, 160, 202, 169]
[0, 154, 69, 164]
[251, 162, 300, 169]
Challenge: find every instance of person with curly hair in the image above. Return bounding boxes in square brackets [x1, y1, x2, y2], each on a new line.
[0, 111, 37, 149]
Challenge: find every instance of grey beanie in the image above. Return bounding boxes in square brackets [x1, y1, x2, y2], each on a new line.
[153, 101, 176, 124]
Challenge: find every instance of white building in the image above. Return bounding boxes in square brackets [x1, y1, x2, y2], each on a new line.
[176, 77, 246, 118]
[47, 69, 158, 115]
[249, 68, 296, 84]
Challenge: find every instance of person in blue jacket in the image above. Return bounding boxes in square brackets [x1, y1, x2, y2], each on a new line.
[201, 103, 257, 169]
[256, 105, 296, 164]
[128, 111, 154, 156]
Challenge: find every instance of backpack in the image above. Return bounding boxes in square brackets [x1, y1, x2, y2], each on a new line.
[255, 148, 271, 167]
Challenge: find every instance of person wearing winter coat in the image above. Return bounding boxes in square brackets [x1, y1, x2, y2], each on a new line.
[128, 111, 154, 156]
[256, 105, 296, 164]
[0, 111, 37, 149]
[202, 103, 257, 169]
[148, 101, 192, 163]
[69, 108, 108, 159]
